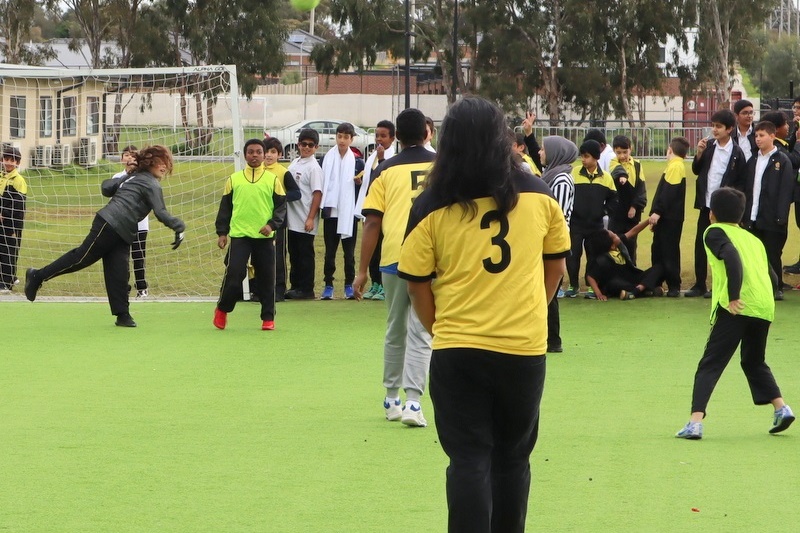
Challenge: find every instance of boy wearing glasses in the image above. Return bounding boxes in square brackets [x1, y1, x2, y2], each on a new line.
[284, 129, 324, 300]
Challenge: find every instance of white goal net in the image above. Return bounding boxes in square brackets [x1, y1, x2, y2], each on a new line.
[1, 65, 252, 299]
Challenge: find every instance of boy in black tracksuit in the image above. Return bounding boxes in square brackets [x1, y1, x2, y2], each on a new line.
[743, 121, 795, 300]
[648, 137, 690, 297]
[608, 162, 647, 264]
[585, 220, 663, 300]
[686, 109, 747, 297]
[565, 140, 617, 297]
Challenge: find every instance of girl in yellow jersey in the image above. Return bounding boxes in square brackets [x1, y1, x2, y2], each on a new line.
[399, 97, 569, 532]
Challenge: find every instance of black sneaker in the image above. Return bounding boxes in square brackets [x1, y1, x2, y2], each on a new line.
[24, 268, 42, 302]
[115, 313, 137, 327]
[666, 289, 681, 298]
[783, 262, 800, 274]
[684, 287, 706, 297]
[547, 344, 563, 353]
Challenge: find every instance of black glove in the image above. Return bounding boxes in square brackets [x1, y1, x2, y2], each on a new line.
[171, 231, 184, 250]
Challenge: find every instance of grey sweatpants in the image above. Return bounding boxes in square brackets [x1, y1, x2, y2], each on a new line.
[382, 272, 432, 402]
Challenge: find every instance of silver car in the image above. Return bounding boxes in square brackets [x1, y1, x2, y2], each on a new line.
[264, 119, 377, 161]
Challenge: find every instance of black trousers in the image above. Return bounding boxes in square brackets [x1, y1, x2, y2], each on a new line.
[601, 264, 664, 298]
[691, 208, 711, 290]
[547, 278, 561, 347]
[38, 214, 130, 316]
[131, 230, 148, 291]
[217, 237, 276, 321]
[566, 228, 596, 289]
[275, 227, 288, 294]
[751, 225, 788, 285]
[369, 232, 383, 285]
[691, 307, 782, 415]
[0, 227, 21, 289]
[323, 217, 358, 286]
[287, 230, 316, 293]
[651, 218, 683, 292]
[430, 348, 546, 533]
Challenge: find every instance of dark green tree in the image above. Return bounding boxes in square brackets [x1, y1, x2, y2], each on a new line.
[312, 0, 463, 103]
[689, 0, 778, 106]
[749, 34, 800, 101]
[0, 0, 56, 65]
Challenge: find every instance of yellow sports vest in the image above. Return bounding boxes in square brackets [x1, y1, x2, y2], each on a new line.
[704, 223, 774, 324]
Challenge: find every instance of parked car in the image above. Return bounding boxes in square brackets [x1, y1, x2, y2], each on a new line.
[264, 119, 376, 161]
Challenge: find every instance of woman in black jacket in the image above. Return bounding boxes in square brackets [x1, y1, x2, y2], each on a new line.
[24, 145, 185, 327]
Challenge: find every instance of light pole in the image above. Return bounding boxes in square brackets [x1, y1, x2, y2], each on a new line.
[405, 0, 411, 109]
[300, 38, 308, 120]
[452, 0, 458, 100]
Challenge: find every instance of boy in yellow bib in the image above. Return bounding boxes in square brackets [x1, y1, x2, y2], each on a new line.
[676, 187, 794, 439]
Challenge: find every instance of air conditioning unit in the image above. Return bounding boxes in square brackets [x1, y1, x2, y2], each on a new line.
[52, 143, 73, 166]
[31, 145, 53, 168]
[78, 137, 98, 166]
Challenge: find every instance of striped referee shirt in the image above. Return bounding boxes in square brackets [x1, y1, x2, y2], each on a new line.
[548, 172, 574, 225]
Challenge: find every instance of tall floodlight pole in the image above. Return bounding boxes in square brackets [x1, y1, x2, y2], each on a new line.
[452, 0, 458, 100]
[405, 0, 411, 109]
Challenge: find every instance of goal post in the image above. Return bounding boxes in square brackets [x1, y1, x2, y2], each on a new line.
[0, 64, 254, 299]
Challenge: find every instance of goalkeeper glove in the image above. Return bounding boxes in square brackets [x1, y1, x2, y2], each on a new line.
[171, 231, 185, 250]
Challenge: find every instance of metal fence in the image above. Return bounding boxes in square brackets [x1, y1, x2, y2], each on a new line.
[515, 121, 715, 160]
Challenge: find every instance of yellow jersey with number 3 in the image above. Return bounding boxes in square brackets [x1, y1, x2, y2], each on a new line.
[398, 171, 570, 355]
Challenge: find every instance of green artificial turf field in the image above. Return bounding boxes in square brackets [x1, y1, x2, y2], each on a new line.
[2, 296, 799, 532]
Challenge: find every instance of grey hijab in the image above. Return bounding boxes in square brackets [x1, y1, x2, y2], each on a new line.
[541, 136, 579, 185]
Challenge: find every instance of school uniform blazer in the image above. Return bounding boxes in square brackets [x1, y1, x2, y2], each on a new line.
[743, 150, 795, 233]
[773, 138, 800, 171]
[731, 127, 757, 160]
[691, 140, 747, 210]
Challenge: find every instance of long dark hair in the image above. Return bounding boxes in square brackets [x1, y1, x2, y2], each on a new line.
[426, 96, 518, 218]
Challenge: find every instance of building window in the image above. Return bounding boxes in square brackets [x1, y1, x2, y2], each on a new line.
[10, 96, 26, 138]
[40, 96, 53, 138]
[63, 96, 77, 137]
[87, 97, 100, 135]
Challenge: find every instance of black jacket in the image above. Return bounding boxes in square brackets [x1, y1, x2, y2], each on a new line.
[523, 133, 544, 173]
[731, 126, 757, 161]
[100, 171, 185, 243]
[691, 140, 747, 210]
[743, 149, 795, 232]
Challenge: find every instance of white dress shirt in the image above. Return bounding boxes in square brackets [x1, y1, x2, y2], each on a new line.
[706, 139, 733, 208]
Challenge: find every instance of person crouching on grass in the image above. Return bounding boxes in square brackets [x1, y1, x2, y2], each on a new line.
[675, 187, 794, 440]
[25, 145, 185, 328]
[399, 96, 569, 532]
[213, 139, 287, 331]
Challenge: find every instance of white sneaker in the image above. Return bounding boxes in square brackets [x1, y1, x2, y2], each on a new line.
[401, 403, 427, 427]
[384, 398, 402, 421]
[136, 289, 149, 299]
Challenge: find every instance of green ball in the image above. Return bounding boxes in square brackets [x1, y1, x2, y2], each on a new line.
[290, 0, 320, 11]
